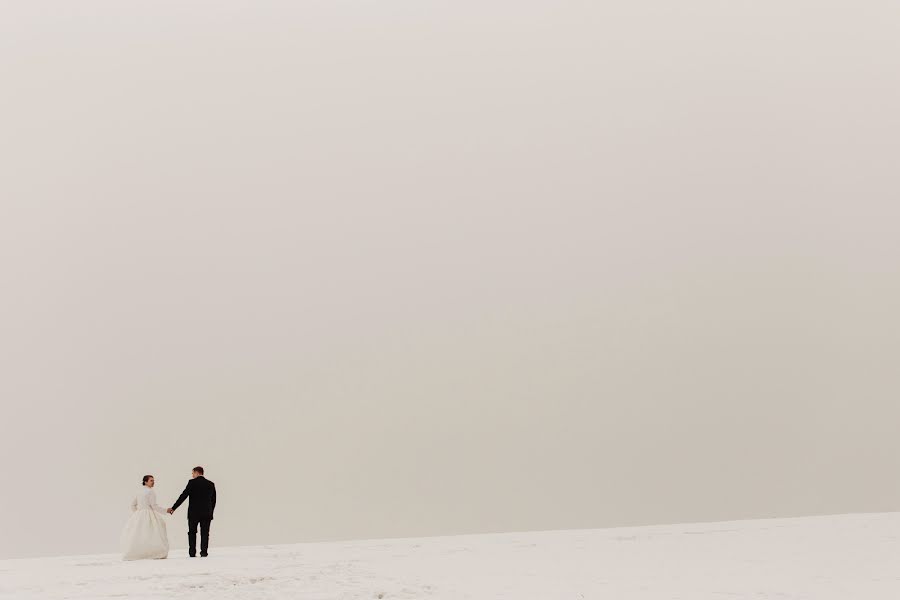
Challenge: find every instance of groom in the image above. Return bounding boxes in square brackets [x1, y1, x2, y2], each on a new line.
[168, 466, 216, 557]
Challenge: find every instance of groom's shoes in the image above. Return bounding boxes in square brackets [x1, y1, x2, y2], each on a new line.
[200, 553, 208, 557]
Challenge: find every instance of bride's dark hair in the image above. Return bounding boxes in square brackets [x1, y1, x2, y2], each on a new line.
[142, 475, 153, 486]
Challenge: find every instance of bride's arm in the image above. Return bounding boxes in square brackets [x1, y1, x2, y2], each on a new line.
[148, 489, 168, 515]
[131, 495, 138, 512]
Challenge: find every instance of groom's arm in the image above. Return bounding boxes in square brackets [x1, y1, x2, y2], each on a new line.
[211, 482, 216, 518]
[170, 480, 193, 513]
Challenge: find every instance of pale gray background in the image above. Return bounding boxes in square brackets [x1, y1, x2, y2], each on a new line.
[1, 1, 898, 559]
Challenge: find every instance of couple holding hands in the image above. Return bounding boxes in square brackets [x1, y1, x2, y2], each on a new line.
[121, 466, 216, 560]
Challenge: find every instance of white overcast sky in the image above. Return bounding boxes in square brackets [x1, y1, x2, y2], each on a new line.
[1, 1, 899, 559]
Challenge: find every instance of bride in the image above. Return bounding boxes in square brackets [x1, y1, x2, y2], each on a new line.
[121, 475, 170, 560]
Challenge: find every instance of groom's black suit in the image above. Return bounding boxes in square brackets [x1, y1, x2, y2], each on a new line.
[171, 476, 216, 557]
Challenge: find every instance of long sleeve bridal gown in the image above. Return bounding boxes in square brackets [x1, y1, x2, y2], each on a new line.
[120, 487, 169, 560]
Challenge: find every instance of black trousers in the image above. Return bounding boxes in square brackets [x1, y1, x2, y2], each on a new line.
[188, 517, 212, 556]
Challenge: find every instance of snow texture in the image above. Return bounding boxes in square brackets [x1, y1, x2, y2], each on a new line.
[1, 512, 897, 599]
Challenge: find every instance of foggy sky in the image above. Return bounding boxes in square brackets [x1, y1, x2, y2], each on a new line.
[1, 1, 899, 559]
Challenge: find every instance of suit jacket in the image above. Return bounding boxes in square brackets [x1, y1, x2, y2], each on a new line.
[171, 476, 216, 520]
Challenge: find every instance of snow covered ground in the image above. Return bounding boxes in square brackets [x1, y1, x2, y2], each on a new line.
[1, 512, 897, 599]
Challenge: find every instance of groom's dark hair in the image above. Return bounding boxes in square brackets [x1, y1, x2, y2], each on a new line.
[193, 466, 204, 475]
[142, 475, 153, 486]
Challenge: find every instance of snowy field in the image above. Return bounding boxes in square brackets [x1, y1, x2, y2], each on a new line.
[1, 512, 897, 599]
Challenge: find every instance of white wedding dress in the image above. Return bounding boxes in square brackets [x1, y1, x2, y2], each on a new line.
[120, 486, 169, 560]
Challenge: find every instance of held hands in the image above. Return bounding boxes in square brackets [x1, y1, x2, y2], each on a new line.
[167, 508, 174, 514]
